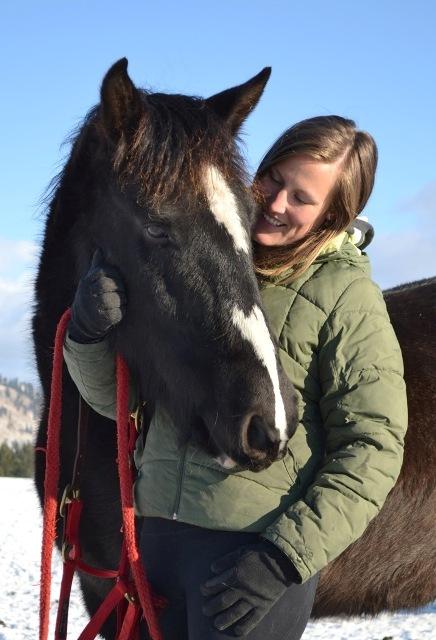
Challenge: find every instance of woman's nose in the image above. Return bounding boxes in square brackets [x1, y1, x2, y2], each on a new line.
[268, 188, 288, 215]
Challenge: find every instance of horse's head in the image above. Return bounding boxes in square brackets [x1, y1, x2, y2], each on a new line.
[72, 59, 297, 471]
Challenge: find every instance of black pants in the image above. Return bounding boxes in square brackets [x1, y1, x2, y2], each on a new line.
[139, 517, 318, 640]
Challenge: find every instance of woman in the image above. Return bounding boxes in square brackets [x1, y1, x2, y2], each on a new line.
[63, 115, 407, 639]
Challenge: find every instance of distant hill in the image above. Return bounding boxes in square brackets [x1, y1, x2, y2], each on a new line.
[0, 375, 41, 445]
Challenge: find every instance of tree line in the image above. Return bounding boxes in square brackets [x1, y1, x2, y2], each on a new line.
[0, 374, 42, 415]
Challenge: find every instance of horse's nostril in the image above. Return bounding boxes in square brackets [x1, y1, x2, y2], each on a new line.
[245, 414, 278, 453]
[246, 415, 266, 450]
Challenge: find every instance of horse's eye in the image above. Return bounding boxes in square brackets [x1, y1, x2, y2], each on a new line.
[145, 224, 169, 241]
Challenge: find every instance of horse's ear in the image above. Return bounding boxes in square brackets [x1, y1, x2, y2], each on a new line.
[100, 58, 143, 136]
[206, 67, 271, 134]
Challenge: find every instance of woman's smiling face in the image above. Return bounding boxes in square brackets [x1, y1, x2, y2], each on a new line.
[253, 154, 342, 246]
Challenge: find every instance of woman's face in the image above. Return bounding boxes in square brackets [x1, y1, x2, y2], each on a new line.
[253, 154, 342, 247]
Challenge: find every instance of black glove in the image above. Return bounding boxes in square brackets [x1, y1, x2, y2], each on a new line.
[200, 540, 299, 636]
[68, 249, 127, 344]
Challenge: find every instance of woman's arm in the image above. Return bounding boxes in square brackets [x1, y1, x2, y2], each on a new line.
[63, 334, 138, 420]
[261, 278, 408, 582]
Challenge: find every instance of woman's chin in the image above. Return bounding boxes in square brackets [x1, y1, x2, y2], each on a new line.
[253, 216, 289, 246]
[254, 233, 280, 246]
[253, 228, 287, 246]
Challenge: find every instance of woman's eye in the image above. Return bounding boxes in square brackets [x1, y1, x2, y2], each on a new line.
[269, 170, 281, 185]
[294, 193, 305, 204]
[145, 224, 169, 241]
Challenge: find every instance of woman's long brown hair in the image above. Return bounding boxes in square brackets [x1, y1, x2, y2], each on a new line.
[253, 115, 378, 283]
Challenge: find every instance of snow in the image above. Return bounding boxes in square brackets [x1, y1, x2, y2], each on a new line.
[0, 477, 434, 640]
[0, 478, 92, 640]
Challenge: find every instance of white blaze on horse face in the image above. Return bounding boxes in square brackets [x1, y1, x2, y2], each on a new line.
[232, 305, 288, 450]
[203, 165, 250, 254]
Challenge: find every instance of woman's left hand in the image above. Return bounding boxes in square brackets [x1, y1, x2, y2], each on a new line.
[200, 540, 299, 635]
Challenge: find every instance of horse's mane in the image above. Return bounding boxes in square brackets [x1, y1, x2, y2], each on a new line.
[48, 90, 249, 211]
[383, 276, 436, 296]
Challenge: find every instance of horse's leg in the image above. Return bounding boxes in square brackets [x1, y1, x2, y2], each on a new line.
[37, 398, 124, 639]
[78, 573, 118, 639]
[76, 420, 124, 638]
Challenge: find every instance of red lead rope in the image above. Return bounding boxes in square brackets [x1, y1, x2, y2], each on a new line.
[39, 309, 164, 640]
[40, 308, 72, 640]
[115, 355, 163, 639]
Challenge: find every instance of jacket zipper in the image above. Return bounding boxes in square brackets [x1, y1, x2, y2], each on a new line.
[172, 444, 188, 520]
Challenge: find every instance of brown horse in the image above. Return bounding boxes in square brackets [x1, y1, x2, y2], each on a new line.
[314, 276, 436, 616]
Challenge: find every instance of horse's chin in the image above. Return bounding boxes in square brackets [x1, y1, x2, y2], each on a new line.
[214, 453, 238, 469]
[190, 415, 280, 472]
[214, 451, 279, 473]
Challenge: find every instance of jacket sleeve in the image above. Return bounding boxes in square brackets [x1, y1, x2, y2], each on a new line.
[261, 278, 408, 582]
[63, 335, 138, 420]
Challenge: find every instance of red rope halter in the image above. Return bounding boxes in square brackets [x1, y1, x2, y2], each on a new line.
[39, 308, 164, 640]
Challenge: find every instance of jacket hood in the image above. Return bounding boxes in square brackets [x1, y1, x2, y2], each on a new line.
[347, 215, 374, 250]
[313, 233, 370, 275]
[313, 216, 374, 274]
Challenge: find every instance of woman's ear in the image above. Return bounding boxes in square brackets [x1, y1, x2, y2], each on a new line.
[319, 211, 334, 229]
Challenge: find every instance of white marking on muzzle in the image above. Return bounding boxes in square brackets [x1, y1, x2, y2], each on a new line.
[203, 165, 250, 254]
[214, 454, 238, 469]
[232, 305, 288, 449]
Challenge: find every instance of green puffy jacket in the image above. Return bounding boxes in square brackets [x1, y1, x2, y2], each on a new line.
[63, 232, 407, 582]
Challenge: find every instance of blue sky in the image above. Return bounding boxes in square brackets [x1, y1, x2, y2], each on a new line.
[1, 0, 435, 380]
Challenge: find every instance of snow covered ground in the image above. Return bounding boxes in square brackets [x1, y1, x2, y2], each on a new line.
[0, 477, 434, 640]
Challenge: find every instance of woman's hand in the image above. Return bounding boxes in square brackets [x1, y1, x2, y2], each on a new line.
[200, 540, 299, 636]
[68, 249, 127, 343]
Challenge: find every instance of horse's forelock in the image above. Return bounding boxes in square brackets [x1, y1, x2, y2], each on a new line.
[111, 91, 248, 209]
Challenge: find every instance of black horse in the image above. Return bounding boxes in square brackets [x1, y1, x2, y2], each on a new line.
[33, 59, 297, 637]
[33, 59, 436, 636]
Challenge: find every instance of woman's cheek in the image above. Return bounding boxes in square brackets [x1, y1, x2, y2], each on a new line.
[287, 206, 321, 230]
[285, 209, 306, 228]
